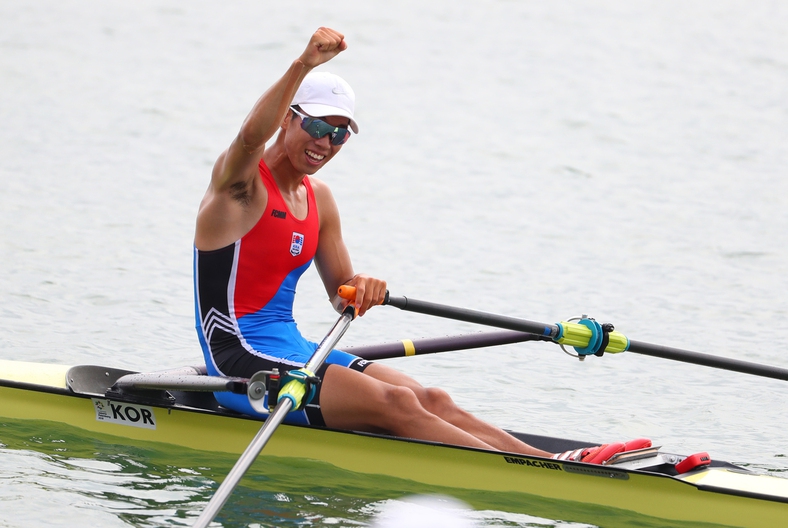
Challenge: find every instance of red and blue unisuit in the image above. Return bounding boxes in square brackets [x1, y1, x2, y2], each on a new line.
[193, 159, 368, 425]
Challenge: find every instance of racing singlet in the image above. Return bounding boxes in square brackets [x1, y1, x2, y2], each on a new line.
[194, 159, 369, 425]
[194, 159, 320, 377]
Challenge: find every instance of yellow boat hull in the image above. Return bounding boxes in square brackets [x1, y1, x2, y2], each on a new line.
[2, 359, 787, 527]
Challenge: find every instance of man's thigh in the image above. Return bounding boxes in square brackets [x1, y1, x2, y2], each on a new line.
[319, 364, 401, 432]
[362, 362, 425, 392]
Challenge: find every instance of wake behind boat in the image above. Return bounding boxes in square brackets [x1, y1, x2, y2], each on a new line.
[2, 357, 787, 527]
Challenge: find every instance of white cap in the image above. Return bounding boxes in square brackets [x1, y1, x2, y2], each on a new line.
[291, 71, 359, 134]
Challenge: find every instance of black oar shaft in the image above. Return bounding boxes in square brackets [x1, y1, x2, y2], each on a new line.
[383, 293, 788, 382]
[628, 340, 788, 382]
[347, 330, 549, 360]
[387, 295, 559, 338]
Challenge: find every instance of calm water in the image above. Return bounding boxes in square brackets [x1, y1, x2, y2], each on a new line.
[1, 0, 787, 526]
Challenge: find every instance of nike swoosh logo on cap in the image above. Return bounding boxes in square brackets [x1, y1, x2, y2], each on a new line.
[332, 88, 346, 95]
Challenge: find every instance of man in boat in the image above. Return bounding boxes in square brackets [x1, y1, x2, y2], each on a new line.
[193, 27, 645, 463]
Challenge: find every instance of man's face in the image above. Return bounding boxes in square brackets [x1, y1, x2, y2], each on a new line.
[283, 111, 351, 174]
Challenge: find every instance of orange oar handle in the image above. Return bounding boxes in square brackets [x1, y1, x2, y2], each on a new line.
[338, 285, 357, 300]
[337, 285, 389, 305]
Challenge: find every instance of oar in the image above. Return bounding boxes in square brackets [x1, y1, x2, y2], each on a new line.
[193, 304, 356, 528]
[346, 330, 549, 360]
[338, 287, 788, 382]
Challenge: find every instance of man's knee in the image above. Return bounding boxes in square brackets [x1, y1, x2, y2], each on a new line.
[423, 386, 455, 408]
[377, 385, 434, 427]
[384, 384, 421, 410]
[418, 386, 470, 420]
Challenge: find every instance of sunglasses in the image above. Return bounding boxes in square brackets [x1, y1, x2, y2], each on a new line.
[290, 107, 351, 146]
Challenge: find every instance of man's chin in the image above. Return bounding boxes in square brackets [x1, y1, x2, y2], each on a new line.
[301, 164, 321, 175]
[300, 158, 327, 174]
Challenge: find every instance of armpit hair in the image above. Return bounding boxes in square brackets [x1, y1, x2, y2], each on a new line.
[229, 180, 252, 206]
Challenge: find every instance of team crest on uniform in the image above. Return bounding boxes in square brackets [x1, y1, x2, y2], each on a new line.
[290, 232, 305, 256]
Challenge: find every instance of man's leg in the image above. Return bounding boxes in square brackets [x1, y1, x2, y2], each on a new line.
[361, 363, 552, 457]
[319, 365, 500, 450]
[319, 363, 551, 457]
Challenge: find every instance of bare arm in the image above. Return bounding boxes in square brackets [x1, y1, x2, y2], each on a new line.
[213, 27, 349, 193]
[195, 28, 348, 250]
[312, 178, 386, 317]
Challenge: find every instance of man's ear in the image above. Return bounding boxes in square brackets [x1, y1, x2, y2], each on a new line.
[280, 109, 293, 129]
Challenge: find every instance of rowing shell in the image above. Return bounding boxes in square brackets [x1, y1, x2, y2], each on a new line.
[2, 359, 787, 527]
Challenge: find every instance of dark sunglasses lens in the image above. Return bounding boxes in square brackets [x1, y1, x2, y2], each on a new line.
[330, 128, 350, 145]
[302, 117, 350, 145]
